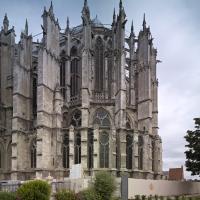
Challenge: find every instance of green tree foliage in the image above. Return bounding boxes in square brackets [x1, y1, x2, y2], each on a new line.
[16, 180, 51, 200]
[94, 171, 116, 200]
[185, 118, 200, 176]
[0, 192, 16, 200]
[76, 188, 102, 200]
[55, 189, 76, 200]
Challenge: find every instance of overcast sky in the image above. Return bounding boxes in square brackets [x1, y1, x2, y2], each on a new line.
[0, 0, 200, 179]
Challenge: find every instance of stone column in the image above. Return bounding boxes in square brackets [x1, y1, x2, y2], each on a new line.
[80, 128, 88, 169]
[69, 126, 75, 169]
[119, 129, 127, 171]
[93, 126, 99, 169]
[110, 129, 117, 169]
[143, 134, 149, 171]
[134, 131, 138, 169]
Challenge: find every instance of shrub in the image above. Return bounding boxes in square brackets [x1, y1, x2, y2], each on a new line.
[55, 189, 76, 200]
[147, 196, 152, 200]
[16, 179, 51, 200]
[135, 195, 141, 200]
[142, 195, 146, 200]
[0, 191, 16, 200]
[76, 188, 102, 200]
[94, 171, 116, 200]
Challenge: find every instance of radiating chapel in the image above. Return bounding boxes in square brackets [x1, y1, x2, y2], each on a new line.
[0, 0, 163, 180]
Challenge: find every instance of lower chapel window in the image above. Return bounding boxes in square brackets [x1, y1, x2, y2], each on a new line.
[75, 132, 81, 164]
[93, 108, 111, 168]
[100, 132, 109, 168]
[31, 139, 37, 168]
[138, 135, 143, 170]
[63, 133, 69, 168]
[88, 130, 94, 169]
[126, 133, 133, 169]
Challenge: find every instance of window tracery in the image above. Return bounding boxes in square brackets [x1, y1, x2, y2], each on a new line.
[93, 108, 110, 127]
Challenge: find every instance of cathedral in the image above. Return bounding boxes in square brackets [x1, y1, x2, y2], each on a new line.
[0, 0, 163, 181]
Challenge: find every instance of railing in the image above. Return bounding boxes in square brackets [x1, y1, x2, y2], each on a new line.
[0, 181, 21, 192]
[91, 91, 114, 104]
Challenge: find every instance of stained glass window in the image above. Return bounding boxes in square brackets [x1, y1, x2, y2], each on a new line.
[63, 132, 69, 168]
[100, 132, 109, 168]
[95, 37, 104, 92]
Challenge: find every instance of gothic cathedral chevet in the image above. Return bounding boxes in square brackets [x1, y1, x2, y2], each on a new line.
[0, 0, 163, 180]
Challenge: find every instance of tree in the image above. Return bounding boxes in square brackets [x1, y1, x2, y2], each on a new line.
[185, 118, 200, 176]
[94, 171, 116, 200]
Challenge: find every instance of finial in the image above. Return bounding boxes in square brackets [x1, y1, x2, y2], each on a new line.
[3, 13, 9, 32]
[113, 8, 116, 21]
[82, 0, 90, 19]
[119, 0, 122, 9]
[66, 17, 69, 33]
[25, 18, 28, 35]
[130, 20, 135, 37]
[143, 13, 146, 29]
[131, 20, 134, 33]
[49, 1, 53, 14]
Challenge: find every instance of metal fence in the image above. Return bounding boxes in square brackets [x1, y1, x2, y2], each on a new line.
[0, 181, 21, 192]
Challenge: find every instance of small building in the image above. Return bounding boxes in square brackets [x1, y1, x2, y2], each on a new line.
[168, 166, 184, 181]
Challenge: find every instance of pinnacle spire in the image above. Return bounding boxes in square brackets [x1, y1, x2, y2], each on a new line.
[113, 8, 116, 21]
[84, 0, 88, 6]
[66, 17, 70, 33]
[119, 0, 122, 9]
[49, 1, 53, 14]
[82, 0, 90, 20]
[3, 13, 9, 32]
[131, 20, 134, 34]
[25, 18, 28, 35]
[143, 13, 146, 29]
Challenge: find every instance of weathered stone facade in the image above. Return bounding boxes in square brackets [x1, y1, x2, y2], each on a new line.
[0, 0, 162, 180]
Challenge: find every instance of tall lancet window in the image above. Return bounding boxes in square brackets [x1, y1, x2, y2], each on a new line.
[70, 47, 80, 97]
[95, 37, 104, 92]
[60, 51, 66, 99]
[138, 135, 143, 170]
[32, 63, 37, 118]
[30, 139, 37, 168]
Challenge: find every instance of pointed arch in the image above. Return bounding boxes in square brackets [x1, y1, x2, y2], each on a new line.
[93, 108, 111, 128]
[95, 37, 104, 92]
[70, 109, 82, 127]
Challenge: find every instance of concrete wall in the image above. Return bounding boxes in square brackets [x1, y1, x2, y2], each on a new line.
[128, 178, 200, 198]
